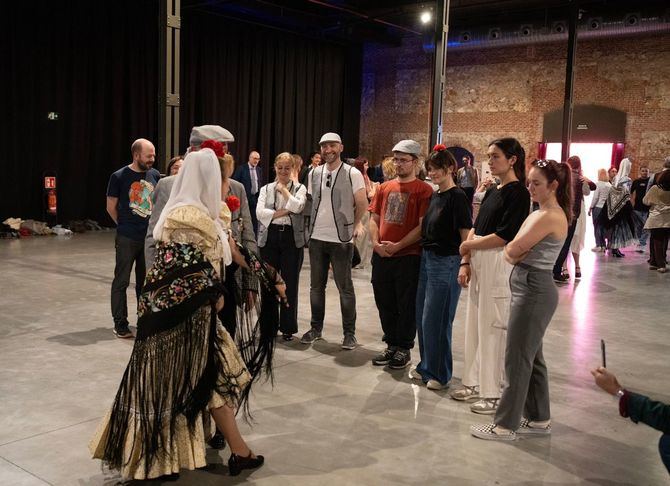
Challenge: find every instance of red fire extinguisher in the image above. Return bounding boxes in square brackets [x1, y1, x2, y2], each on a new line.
[43, 171, 58, 225]
[47, 189, 57, 214]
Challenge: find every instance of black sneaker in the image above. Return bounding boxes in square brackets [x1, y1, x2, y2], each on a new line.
[372, 347, 396, 366]
[300, 328, 322, 344]
[113, 326, 134, 339]
[389, 349, 411, 369]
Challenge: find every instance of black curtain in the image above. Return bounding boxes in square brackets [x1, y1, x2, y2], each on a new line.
[0, 0, 159, 224]
[180, 11, 362, 178]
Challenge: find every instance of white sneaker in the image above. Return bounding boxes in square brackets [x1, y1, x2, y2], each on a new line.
[426, 379, 446, 390]
[408, 368, 422, 381]
[450, 385, 480, 401]
[470, 398, 499, 415]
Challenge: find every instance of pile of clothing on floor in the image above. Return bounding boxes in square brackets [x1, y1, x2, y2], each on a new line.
[1, 218, 109, 238]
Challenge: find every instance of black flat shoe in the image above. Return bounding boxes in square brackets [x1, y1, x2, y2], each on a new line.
[612, 249, 624, 258]
[228, 451, 264, 476]
[282, 334, 294, 341]
[207, 431, 226, 450]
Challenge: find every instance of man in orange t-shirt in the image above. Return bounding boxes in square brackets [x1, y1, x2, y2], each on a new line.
[368, 140, 434, 370]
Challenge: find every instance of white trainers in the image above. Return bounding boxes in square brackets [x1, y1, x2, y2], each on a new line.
[516, 418, 551, 436]
[470, 423, 516, 441]
[450, 385, 480, 402]
[408, 368, 422, 381]
[426, 379, 446, 390]
[470, 398, 499, 415]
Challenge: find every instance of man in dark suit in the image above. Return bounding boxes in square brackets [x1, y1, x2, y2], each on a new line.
[232, 150, 263, 235]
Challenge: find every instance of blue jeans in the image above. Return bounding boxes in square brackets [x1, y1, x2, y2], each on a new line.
[633, 210, 648, 246]
[415, 252, 462, 385]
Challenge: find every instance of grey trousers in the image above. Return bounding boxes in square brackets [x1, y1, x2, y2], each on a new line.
[308, 239, 356, 336]
[494, 263, 558, 430]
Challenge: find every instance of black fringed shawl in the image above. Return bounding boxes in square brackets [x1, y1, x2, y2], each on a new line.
[101, 240, 284, 477]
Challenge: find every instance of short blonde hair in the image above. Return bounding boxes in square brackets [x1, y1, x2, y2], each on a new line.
[274, 152, 294, 167]
[381, 156, 396, 180]
[597, 168, 608, 182]
[218, 154, 235, 180]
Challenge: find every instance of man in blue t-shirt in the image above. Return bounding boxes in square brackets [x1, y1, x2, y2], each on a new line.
[106, 138, 160, 338]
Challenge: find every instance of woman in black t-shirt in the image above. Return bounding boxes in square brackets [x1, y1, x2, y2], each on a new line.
[410, 145, 472, 390]
[450, 138, 530, 416]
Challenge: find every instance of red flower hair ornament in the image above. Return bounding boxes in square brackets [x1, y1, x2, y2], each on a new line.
[225, 195, 241, 213]
[201, 139, 225, 158]
[433, 144, 447, 152]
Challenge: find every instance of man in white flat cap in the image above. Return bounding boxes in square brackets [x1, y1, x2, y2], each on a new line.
[369, 140, 433, 370]
[301, 132, 368, 350]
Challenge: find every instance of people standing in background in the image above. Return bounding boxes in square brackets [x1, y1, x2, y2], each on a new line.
[232, 151, 264, 235]
[553, 156, 595, 283]
[643, 169, 670, 273]
[256, 153, 308, 340]
[631, 166, 651, 253]
[301, 133, 368, 350]
[452, 138, 530, 416]
[589, 169, 612, 252]
[599, 158, 636, 258]
[166, 155, 183, 176]
[646, 157, 670, 192]
[352, 156, 378, 270]
[369, 140, 433, 370]
[608, 167, 618, 183]
[411, 145, 472, 389]
[457, 155, 479, 206]
[106, 138, 160, 338]
[471, 159, 570, 441]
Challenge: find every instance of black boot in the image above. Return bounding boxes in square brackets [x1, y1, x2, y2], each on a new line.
[207, 431, 227, 450]
[228, 451, 264, 476]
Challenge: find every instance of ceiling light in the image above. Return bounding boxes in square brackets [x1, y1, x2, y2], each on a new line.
[420, 11, 432, 24]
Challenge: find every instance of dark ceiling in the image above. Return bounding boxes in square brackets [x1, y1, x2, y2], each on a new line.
[182, 0, 669, 45]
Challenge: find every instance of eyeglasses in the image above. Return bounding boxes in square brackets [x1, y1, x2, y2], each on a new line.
[393, 157, 413, 165]
[326, 173, 332, 188]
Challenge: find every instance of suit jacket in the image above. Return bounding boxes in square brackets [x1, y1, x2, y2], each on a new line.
[232, 163, 263, 199]
[144, 176, 258, 267]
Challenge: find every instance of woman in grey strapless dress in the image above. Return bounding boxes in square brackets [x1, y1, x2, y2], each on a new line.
[471, 159, 572, 441]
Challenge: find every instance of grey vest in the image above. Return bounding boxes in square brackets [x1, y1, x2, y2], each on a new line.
[257, 181, 306, 248]
[308, 163, 355, 242]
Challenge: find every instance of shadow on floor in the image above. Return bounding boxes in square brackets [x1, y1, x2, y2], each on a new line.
[46, 327, 118, 346]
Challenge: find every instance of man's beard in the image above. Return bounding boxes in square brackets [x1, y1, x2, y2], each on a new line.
[323, 153, 337, 164]
[137, 160, 151, 171]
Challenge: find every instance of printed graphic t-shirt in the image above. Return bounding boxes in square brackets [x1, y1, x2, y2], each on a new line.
[107, 165, 161, 241]
[368, 178, 434, 256]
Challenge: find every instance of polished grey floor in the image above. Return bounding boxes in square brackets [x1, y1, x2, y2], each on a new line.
[1, 232, 668, 485]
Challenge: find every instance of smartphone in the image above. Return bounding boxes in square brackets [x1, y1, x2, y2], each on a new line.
[601, 339, 606, 368]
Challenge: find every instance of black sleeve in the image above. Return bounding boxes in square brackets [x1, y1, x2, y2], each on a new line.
[495, 186, 530, 242]
[453, 191, 473, 230]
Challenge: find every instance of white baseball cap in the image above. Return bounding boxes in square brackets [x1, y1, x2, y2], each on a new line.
[189, 125, 235, 145]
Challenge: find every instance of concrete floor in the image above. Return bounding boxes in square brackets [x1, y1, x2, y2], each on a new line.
[0, 232, 668, 485]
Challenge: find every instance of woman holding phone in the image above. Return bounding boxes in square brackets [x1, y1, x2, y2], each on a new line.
[471, 159, 571, 440]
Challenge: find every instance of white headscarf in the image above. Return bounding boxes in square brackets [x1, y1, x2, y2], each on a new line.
[613, 158, 631, 188]
[153, 149, 231, 264]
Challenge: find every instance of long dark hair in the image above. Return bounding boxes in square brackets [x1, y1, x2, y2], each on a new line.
[567, 155, 582, 174]
[531, 159, 573, 224]
[489, 137, 526, 186]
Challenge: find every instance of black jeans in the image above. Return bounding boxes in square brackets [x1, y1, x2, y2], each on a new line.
[553, 218, 578, 277]
[260, 225, 304, 335]
[650, 228, 670, 268]
[371, 253, 421, 350]
[111, 234, 146, 328]
[308, 239, 356, 336]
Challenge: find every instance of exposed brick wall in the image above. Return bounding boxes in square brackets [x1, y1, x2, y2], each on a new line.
[359, 33, 670, 175]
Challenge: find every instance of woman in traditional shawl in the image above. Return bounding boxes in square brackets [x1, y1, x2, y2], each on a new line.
[598, 158, 639, 257]
[90, 148, 282, 479]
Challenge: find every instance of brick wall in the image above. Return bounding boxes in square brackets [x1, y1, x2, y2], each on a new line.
[359, 33, 670, 174]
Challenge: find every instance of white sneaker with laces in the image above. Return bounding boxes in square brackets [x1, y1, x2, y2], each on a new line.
[450, 385, 480, 402]
[470, 398, 499, 415]
[408, 368, 422, 381]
